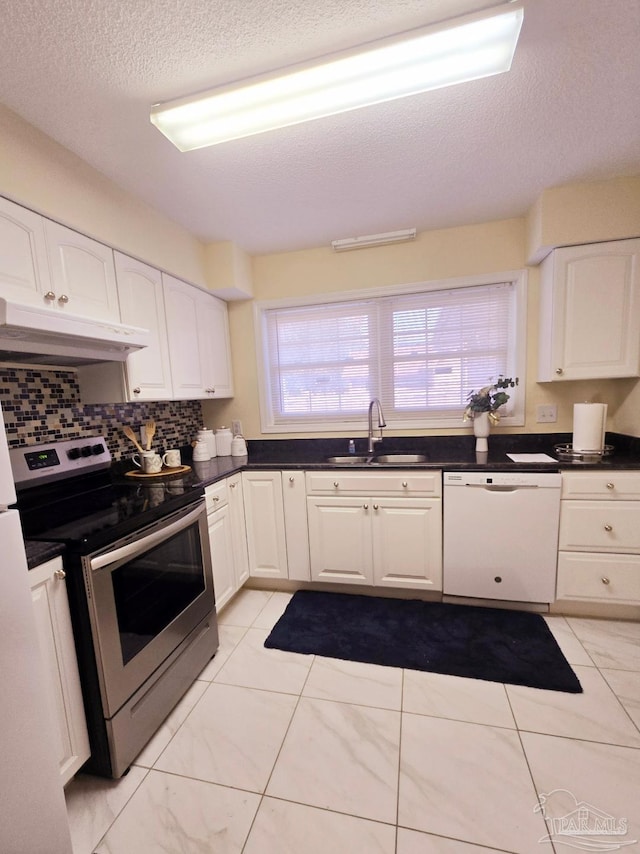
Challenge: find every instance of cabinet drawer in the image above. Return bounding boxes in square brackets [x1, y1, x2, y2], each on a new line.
[306, 470, 441, 496]
[561, 471, 640, 499]
[205, 480, 228, 513]
[559, 500, 640, 552]
[557, 552, 640, 604]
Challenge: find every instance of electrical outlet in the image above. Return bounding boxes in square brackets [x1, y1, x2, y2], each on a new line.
[536, 404, 557, 423]
[231, 419, 242, 435]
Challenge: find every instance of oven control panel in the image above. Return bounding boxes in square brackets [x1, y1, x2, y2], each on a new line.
[10, 437, 112, 488]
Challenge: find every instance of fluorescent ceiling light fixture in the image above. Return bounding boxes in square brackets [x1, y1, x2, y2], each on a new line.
[150, 2, 524, 150]
[331, 229, 417, 252]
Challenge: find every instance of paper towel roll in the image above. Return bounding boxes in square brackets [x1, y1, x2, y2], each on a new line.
[573, 403, 607, 451]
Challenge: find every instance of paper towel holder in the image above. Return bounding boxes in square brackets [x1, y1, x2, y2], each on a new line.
[554, 443, 614, 463]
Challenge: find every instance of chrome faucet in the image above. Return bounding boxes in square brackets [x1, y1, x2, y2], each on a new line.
[367, 398, 386, 453]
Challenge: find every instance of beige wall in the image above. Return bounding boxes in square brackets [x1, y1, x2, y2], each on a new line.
[0, 104, 207, 287]
[204, 218, 639, 439]
[527, 175, 640, 264]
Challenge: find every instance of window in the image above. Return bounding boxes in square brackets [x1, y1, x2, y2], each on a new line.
[256, 272, 526, 432]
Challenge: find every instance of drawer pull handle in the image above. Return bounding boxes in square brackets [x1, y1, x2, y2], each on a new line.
[601, 577, 611, 585]
[604, 524, 613, 532]
[606, 482, 615, 490]
[54, 568, 66, 580]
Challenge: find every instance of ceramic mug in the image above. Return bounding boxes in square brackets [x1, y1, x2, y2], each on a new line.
[162, 448, 181, 468]
[133, 450, 162, 474]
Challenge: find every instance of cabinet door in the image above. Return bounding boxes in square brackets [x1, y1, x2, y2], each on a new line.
[114, 252, 172, 400]
[44, 220, 120, 321]
[164, 274, 206, 398]
[198, 294, 234, 398]
[373, 498, 442, 590]
[0, 196, 52, 303]
[307, 496, 373, 584]
[228, 475, 250, 587]
[29, 559, 90, 786]
[539, 238, 640, 381]
[208, 504, 236, 611]
[242, 471, 288, 579]
[282, 470, 310, 581]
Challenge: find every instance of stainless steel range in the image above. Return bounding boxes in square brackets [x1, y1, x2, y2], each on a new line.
[11, 437, 218, 778]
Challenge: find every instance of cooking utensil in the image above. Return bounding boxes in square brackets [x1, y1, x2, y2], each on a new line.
[144, 420, 156, 450]
[123, 425, 144, 453]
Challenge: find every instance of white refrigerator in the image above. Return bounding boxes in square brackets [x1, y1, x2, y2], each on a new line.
[0, 405, 72, 854]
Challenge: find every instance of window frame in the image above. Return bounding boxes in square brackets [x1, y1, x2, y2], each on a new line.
[254, 269, 527, 433]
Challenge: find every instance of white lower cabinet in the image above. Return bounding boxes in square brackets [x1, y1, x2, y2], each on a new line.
[556, 471, 640, 607]
[28, 557, 90, 786]
[206, 477, 249, 611]
[242, 471, 289, 579]
[306, 471, 442, 591]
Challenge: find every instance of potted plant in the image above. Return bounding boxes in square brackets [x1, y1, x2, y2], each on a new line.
[463, 376, 519, 424]
[463, 376, 519, 452]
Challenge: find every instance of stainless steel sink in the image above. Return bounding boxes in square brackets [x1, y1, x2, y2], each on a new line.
[325, 455, 371, 464]
[371, 453, 429, 464]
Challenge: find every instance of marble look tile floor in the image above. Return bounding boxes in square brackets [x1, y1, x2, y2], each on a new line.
[64, 590, 640, 854]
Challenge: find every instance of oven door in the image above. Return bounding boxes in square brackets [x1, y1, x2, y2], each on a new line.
[83, 499, 215, 718]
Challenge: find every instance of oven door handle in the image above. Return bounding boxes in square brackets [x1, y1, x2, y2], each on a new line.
[90, 502, 204, 571]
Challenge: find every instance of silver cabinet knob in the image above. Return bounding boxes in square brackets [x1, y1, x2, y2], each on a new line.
[363, 503, 369, 510]
[205, 387, 216, 394]
[601, 577, 611, 585]
[606, 482, 615, 490]
[58, 294, 69, 304]
[53, 568, 66, 580]
[402, 481, 408, 488]
[212, 496, 219, 502]
[604, 524, 613, 532]
[132, 387, 141, 394]
[289, 476, 295, 483]
[373, 504, 379, 510]
[44, 291, 56, 300]
[334, 481, 339, 488]
[555, 367, 564, 375]
[229, 482, 236, 488]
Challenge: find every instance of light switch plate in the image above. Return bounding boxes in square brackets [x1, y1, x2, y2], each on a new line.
[536, 404, 557, 423]
[231, 419, 242, 435]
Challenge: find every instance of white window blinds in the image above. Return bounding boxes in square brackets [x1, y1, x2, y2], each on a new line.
[260, 280, 520, 429]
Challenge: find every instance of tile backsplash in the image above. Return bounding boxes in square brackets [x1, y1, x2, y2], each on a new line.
[0, 366, 204, 459]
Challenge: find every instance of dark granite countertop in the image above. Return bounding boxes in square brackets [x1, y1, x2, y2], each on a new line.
[23, 431, 640, 570]
[25, 540, 66, 570]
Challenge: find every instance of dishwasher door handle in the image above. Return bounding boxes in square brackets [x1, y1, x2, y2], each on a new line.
[464, 484, 540, 491]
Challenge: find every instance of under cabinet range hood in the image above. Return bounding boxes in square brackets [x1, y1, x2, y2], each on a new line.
[0, 298, 149, 365]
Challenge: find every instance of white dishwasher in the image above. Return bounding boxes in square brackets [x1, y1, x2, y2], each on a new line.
[443, 471, 562, 603]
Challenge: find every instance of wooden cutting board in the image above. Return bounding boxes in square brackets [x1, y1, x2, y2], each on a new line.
[124, 465, 191, 479]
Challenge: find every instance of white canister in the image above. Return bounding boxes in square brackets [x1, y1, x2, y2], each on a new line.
[231, 434, 247, 456]
[192, 440, 211, 462]
[215, 426, 233, 456]
[196, 428, 217, 458]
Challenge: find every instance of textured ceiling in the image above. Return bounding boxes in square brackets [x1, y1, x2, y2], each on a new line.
[0, 0, 638, 255]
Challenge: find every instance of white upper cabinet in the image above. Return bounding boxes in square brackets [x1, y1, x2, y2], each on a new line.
[164, 273, 233, 400]
[43, 220, 120, 321]
[113, 252, 172, 400]
[0, 196, 52, 302]
[538, 238, 640, 381]
[0, 196, 120, 323]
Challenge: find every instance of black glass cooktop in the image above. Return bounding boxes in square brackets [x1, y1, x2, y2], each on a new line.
[17, 470, 204, 552]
